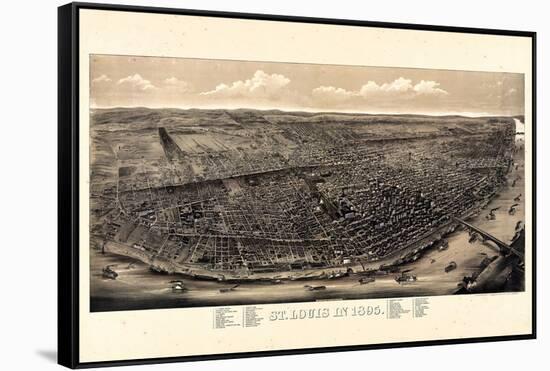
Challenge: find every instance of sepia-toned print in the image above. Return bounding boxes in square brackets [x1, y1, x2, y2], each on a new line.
[89, 55, 525, 312]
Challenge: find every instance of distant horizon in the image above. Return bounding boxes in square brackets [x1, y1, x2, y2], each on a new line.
[90, 105, 524, 119]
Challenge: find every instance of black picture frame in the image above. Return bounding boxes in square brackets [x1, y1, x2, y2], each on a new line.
[58, 2, 537, 368]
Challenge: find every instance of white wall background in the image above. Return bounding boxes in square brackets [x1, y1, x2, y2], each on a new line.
[0, 0, 546, 369]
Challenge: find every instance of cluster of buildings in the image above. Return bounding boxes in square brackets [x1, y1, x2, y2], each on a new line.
[91, 111, 516, 274]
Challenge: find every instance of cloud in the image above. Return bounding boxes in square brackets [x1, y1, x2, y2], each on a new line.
[312, 77, 448, 102]
[92, 74, 111, 84]
[359, 77, 414, 95]
[117, 74, 156, 91]
[412, 80, 448, 95]
[200, 70, 290, 98]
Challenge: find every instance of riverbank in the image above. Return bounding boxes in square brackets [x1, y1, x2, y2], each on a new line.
[103, 192, 494, 284]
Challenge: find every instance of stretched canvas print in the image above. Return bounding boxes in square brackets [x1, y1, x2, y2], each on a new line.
[58, 2, 536, 368]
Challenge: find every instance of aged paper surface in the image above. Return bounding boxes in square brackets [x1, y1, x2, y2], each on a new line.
[78, 9, 532, 363]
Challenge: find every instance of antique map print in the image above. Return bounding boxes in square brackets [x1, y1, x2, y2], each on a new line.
[89, 55, 525, 312]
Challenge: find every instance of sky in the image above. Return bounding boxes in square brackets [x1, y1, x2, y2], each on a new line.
[90, 55, 524, 116]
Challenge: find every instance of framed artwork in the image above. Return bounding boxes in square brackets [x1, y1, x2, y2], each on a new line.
[58, 2, 536, 368]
